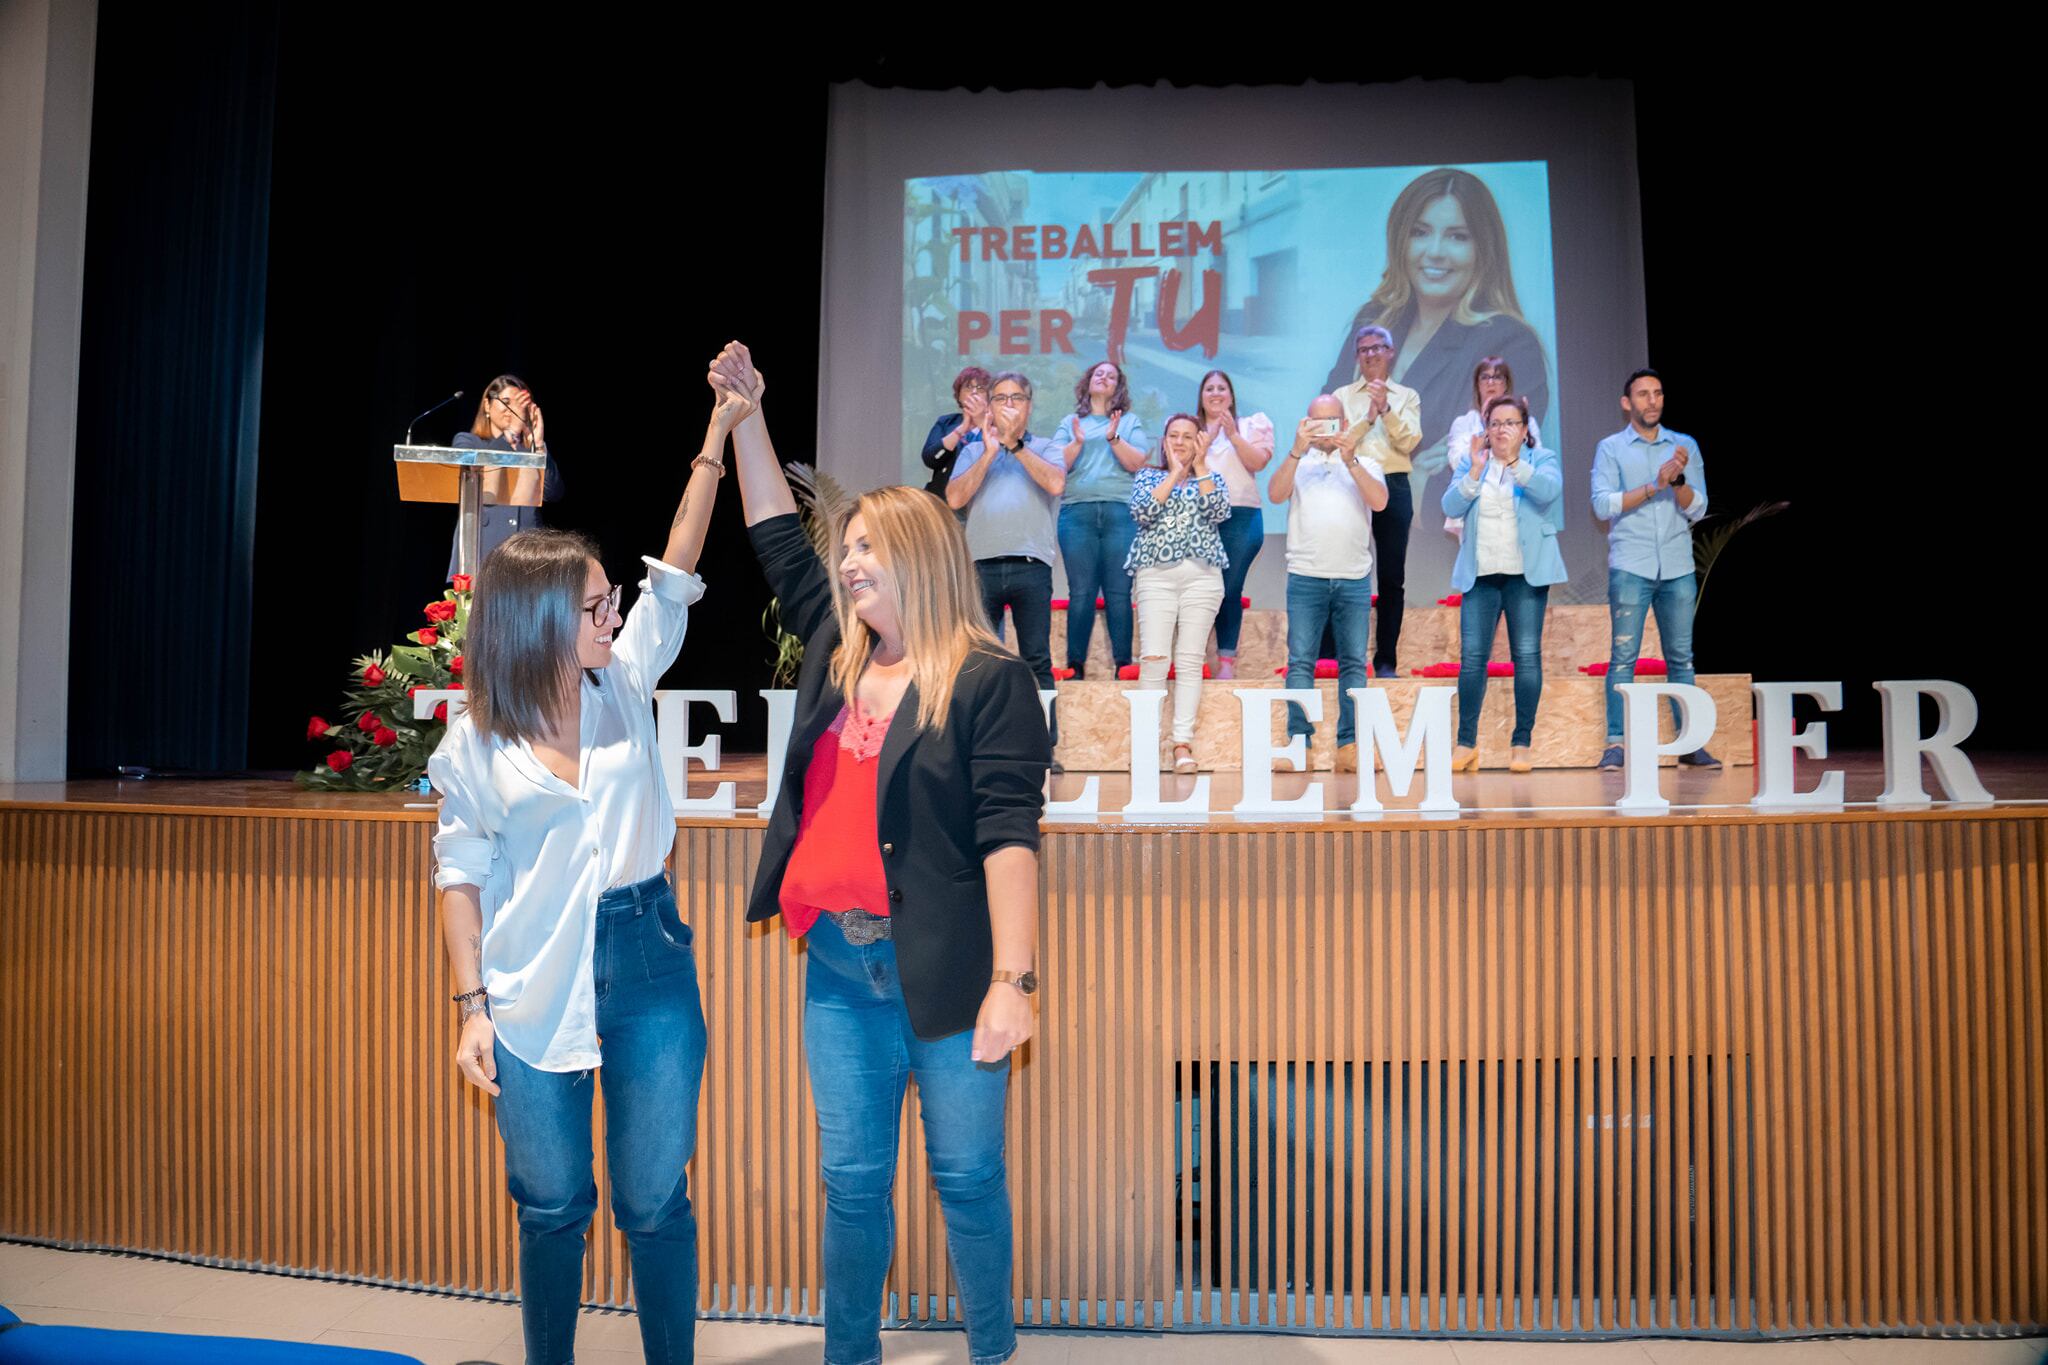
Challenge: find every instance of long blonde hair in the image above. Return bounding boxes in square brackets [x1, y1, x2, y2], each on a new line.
[827, 486, 1005, 733]
[1363, 168, 1524, 330]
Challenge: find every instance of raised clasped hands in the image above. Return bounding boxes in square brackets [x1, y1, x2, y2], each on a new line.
[708, 371, 756, 432]
[970, 981, 1035, 1064]
[709, 340, 767, 407]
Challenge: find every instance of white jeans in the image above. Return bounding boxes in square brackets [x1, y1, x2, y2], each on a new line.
[1133, 559, 1226, 745]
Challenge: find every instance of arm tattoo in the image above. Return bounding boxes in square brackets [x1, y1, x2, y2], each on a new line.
[670, 484, 694, 534]
[468, 931, 482, 970]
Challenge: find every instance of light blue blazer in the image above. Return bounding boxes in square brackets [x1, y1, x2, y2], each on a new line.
[1440, 444, 1569, 591]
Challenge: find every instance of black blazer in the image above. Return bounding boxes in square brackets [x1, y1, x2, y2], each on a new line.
[745, 512, 1050, 1040]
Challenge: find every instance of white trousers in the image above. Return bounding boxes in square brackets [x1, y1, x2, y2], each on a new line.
[1133, 559, 1226, 745]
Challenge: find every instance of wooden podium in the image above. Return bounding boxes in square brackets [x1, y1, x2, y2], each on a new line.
[393, 442, 547, 579]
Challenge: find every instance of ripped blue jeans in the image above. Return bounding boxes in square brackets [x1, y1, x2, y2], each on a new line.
[1604, 567, 1698, 744]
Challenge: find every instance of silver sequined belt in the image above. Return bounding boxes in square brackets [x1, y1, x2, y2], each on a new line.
[825, 908, 893, 945]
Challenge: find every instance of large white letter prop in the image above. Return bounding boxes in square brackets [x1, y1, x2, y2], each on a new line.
[1234, 687, 1324, 818]
[1039, 688, 1100, 819]
[755, 689, 798, 816]
[1615, 683, 1717, 814]
[1120, 688, 1209, 817]
[1349, 685, 1460, 814]
[1750, 682, 1845, 808]
[655, 690, 737, 813]
[411, 689, 468, 724]
[1875, 680, 1994, 806]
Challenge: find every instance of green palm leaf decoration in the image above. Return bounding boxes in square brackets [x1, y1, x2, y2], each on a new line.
[1692, 500, 1790, 618]
[763, 462, 853, 681]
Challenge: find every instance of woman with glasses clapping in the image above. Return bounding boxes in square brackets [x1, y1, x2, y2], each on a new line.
[1440, 393, 1566, 774]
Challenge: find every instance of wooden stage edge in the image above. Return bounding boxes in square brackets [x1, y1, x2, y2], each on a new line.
[3, 753, 2046, 1337]
[5, 750, 2048, 828]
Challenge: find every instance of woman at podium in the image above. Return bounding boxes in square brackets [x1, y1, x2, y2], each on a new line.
[447, 373, 567, 579]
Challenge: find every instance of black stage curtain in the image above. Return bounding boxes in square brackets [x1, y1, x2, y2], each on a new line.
[244, 12, 823, 770]
[68, 6, 281, 774]
[70, 33, 2024, 767]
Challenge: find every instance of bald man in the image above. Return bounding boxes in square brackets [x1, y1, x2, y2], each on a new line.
[1268, 394, 1390, 774]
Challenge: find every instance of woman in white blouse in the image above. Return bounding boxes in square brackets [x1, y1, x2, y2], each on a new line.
[1194, 370, 1275, 679]
[1440, 393, 1567, 774]
[426, 380, 747, 1365]
[1439, 356, 1539, 544]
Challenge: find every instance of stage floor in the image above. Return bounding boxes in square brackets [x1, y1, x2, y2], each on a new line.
[6, 751, 2046, 826]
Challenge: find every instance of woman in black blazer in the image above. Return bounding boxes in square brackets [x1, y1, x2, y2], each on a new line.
[710, 341, 1047, 1365]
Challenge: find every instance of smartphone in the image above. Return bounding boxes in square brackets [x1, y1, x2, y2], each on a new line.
[1310, 417, 1341, 437]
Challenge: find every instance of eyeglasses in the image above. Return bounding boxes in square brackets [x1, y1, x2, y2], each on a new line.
[1487, 418, 1526, 431]
[1357, 343, 1393, 357]
[990, 392, 1030, 407]
[585, 584, 621, 626]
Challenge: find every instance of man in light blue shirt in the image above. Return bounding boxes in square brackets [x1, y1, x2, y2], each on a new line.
[947, 370, 1066, 748]
[1589, 368, 1716, 769]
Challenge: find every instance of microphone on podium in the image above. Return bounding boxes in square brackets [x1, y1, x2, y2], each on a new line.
[404, 391, 466, 444]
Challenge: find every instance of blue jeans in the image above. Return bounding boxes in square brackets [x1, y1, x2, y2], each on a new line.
[1285, 572, 1372, 747]
[1214, 505, 1265, 655]
[804, 916, 1016, 1365]
[1056, 500, 1136, 672]
[1457, 574, 1550, 748]
[493, 872, 707, 1365]
[1605, 567, 1698, 743]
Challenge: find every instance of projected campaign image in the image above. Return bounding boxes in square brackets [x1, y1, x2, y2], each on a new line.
[902, 162, 1561, 601]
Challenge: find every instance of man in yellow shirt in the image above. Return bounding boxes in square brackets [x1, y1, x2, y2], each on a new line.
[1333, 325, 1422, 677]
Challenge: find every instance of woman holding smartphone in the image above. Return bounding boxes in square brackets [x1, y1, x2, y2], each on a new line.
[426, 380, 743, 1363]
[712, 341, 1047, 1365]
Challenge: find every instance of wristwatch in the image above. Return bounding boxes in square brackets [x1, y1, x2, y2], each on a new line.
[992, 969, 1039, 996]
[1672, 472, 1687, 487]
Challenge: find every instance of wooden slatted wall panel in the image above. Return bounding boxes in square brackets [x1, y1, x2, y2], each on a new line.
[1, 807, 2043, 1336]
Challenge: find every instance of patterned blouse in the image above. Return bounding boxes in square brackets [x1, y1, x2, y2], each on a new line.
[1125, 465, 1232, 573]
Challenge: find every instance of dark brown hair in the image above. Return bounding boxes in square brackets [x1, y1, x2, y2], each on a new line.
[1151, 412, 1204, 468]
[1195, 369, 1237, 420]
[1072, 359, 1132, 418]
[1483, 394, 1536, 449]
[465, 529, 600, 743]
[468, 374, 530, 440]
[1470, 356, 1513, 410]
